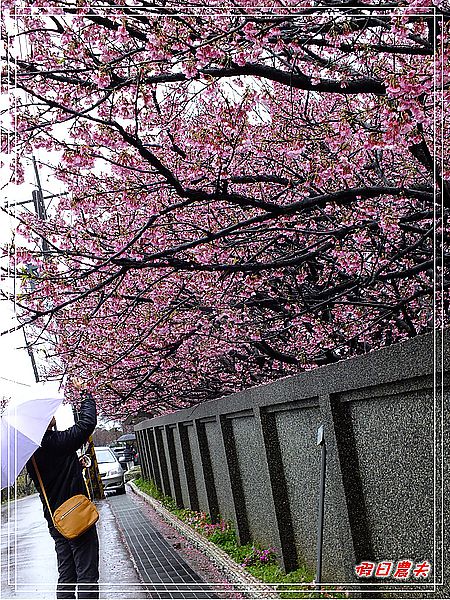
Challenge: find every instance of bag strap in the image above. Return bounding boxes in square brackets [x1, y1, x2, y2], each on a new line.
[31, 455, 56, 526]
[32, 454, 93, 504]
[82, 468, 92, 501]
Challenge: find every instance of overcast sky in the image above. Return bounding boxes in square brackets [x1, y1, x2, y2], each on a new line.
[0, 193, 120, 430]
[0, 186, 37, 395]
[0, 162, 76, 429]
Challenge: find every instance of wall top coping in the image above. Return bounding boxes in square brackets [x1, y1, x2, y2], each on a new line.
[135, 328, 448, 431]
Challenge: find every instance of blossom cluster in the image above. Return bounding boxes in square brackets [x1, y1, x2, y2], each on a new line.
[183, 510, 231, 537]
[2, 0, 446, 418]
[241, 546, 278, 568]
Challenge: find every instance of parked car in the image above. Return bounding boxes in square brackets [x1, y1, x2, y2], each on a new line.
[112, 443, 135, 472]
[94, 446, 125, 495]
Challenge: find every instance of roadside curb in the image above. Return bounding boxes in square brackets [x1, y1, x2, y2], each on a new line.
[1, 492, 39, 509]
[127, 480, 279, 599]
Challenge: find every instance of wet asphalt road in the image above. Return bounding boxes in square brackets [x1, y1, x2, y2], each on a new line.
[1, 491, 148, 599]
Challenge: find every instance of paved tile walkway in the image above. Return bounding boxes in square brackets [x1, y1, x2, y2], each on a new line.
[108, 493, 218, 599]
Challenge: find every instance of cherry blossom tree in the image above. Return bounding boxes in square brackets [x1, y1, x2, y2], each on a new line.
[1, 0, 448, 418]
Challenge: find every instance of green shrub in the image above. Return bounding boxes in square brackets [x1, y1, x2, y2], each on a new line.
[1, 469, 36, 503]
[134, 477, 179, 511]
[208, 526, 237, 546]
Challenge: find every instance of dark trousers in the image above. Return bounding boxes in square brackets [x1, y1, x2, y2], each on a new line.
[49, 525, 99, 599]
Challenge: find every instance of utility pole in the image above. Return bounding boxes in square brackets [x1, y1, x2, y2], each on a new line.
[22, 157, 105, 499]
[14, 156, 50, 382]
[31, 156, 50, 255]
[23, 328, 40, 383]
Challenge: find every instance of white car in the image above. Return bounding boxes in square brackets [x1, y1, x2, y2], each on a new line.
[95, 446, 126, 495]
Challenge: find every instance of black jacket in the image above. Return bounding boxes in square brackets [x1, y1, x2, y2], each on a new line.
[123, 445, 134, 461]
[26, 394, 97, 527]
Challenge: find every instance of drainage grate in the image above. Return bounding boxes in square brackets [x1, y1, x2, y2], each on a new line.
[108, 494, 218, 599]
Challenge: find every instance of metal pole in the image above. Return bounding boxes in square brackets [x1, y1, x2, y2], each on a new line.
[32, 156, 50, 254]
[22, 328, 40, 383]
[316, 424, 326, 585]
[32, 156, 45, 215]
[16, 157, 49, 381]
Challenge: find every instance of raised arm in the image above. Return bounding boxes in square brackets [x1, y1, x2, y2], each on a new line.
[43, 386, 97, 454]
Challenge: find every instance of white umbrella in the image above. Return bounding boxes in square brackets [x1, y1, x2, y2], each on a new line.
[1, 383, 64, 490]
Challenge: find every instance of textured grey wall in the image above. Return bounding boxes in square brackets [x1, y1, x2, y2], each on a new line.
[187, 423, 209, 513]
[231, 414, 279, 548]
[135, 330, 448, 592]
[349, 387, 434, 562]
[204, 419, 233, 523]
[173, 425, 190, 508]
[275, 404, 322, 567]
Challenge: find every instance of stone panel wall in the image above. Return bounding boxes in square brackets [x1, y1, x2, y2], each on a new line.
[135, 330, 448, 592]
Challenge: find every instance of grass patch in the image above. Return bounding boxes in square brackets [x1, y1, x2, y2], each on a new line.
[133, 478, 346, 598]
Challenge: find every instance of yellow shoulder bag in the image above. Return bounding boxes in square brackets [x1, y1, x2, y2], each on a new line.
[32, 456, 99, 540]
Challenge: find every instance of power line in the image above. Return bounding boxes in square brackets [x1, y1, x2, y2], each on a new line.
[0, 375, 32, 387]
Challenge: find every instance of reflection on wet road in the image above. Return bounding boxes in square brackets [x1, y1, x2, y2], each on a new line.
[1, 493, 148, 599]
[1, 493, 57, 598]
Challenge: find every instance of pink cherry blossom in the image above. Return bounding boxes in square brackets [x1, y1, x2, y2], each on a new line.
[1, 0, 446, 418]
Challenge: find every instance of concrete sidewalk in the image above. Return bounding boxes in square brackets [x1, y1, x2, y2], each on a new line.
[0, 489, 223, 599]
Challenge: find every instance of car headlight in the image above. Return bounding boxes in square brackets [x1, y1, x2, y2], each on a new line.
[107, 467, 122, 476]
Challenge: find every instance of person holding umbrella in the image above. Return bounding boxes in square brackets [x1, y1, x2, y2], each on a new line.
[123, 442, 135, 471]
[116, 433, 137, 471]
[26, 377, 99, 600]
